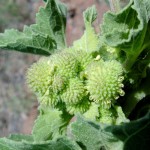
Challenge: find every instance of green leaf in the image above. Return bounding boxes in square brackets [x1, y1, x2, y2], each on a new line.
[114, 106, 129, 125]
[101, 0, 150, 70]
[71, 115, 123, 150]
[73, 6, 100, 53]
[32, 106, 68, 141]
[7, 134, 34, 142]
[0, 134, 81, 150]
[83, 103, 99, 121]
[0, 0, 67, 55]
[71, 112, 150, 150]
[107, 111, 150, 150]
[83, 5, 97, 25]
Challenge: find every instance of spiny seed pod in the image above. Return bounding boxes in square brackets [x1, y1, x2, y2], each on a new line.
[52, 75, 67, 93]
[86, 59, 124, 108]
[39, 91, 59, 106]
[73, 50, 93, 71]
[27, 47, 125, 116]
[66, 96, 90, 114]
[61, 78, 86, 105]
[51, 51, 79, 78]
[26, 57, 54, 96]
[64, 49, 94, 71]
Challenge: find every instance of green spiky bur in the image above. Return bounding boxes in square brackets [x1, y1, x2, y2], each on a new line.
[61, 78, 86, 105]
[66, 96, 90, 114]
[64, 48, 93, 71]
[51, 51, 79, 78]
[27, 50, 89, 107]
[26, 58, 54, 96]
[27, 49, 125, 120]
[86, 59, 124, 108]
[52, 75, 67, 93]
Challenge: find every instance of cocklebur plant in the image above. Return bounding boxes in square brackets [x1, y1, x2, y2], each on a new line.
[0, 0, 150, 149]
[26, 49, 125, 118]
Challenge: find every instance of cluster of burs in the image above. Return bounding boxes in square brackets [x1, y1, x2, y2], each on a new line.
[27, 48, 125, 121]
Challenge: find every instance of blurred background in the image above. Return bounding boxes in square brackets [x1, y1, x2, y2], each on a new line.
[0, 0, 128, 137]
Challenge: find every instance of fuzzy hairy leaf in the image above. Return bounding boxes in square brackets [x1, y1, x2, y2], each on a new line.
[73, 6, 100, 52]
[0, 0, 67, 55]
[32, 106, 66, 141]
[101, 0, 150, 70]
[71, 112, 150, 150]
[0, 134, 81, 150]
[71, 115, 123, 150]
[107, 111, 150, 150]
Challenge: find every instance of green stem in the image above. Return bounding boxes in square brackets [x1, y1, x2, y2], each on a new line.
[123, 44, 147, 71]
[123, 75, 150, 117]
[123, 89, 145, 117]
[123, 53, 139, 71]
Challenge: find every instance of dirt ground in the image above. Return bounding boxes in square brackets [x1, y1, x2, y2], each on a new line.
[0, 0, 110, 136]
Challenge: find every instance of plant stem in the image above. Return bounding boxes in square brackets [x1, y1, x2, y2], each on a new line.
[108, 0, 120, 12]
[123, 75, 150, 117]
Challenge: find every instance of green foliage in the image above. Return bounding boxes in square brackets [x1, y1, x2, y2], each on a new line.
[101, 0, 150, 71]
[26, 6, 124, 121]
[32, 107, 64, 141]
[73, 6, 100, 53]
[0, 134, 81, 150]
[71, 112, 150, 150]
[71, 115, 124, 150]
[0, 111, 149, 150]
[0, 0, 150, 149]
[0, 0, 67, 55]
[32, 106, 73, 142]
[123, 71, 150, 116]
[108, 111, 150, 150]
